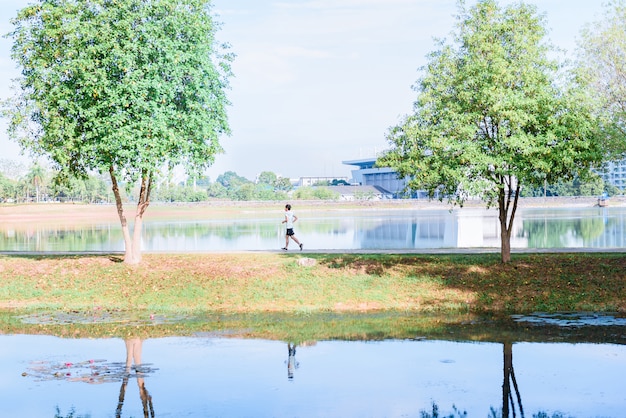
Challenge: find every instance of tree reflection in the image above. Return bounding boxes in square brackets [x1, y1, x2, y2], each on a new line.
[522, 215, 610, 248]
[420, 342, 525, 418]
[116, 338, 154, 418]
[420, 402, 467, 417]
[502, 342, 524, 418]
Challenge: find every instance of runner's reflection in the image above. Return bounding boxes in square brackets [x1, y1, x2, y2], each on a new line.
[116, 337, 154, 418]
[287, 343, 299, 380]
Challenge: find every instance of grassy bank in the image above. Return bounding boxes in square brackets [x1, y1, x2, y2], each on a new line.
[1, 252, 624, 315]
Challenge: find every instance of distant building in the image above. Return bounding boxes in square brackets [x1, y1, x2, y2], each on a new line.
[344, 154, 626, 200]
[326, 185, 393, 200]
[296, 176, 349, 187]
[343, 157, 424, 198]
[596, 159, 626, 192]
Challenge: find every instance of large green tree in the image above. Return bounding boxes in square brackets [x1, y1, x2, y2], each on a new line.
[380, 0, 602, 262]
[577, 0, 626, 159]
[4, 0, 232, 263]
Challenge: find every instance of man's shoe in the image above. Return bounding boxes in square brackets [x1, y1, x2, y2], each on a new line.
[299, 243, 303, 251]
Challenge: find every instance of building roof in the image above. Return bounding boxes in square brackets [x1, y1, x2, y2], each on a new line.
[327, 185, 392, 196]
[342, 158, 378, 168]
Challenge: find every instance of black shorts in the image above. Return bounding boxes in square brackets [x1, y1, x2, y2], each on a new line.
[286, 228, 295, 236]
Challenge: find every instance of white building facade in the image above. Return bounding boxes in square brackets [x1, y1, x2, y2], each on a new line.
[596, 158, 626, 192]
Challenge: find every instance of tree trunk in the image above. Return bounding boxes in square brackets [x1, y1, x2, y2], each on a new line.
[500, 227, 511, 263]
[109, 166, 136, 263]
[108, 167, 152, 264]
[498, 181, 521, 263]
[131, 172, 152, 264]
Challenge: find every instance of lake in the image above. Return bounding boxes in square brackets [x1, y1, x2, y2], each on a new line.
[1, 205, 625, 252]
[2, 203, 625, 417]
[2, 312, 625, 418]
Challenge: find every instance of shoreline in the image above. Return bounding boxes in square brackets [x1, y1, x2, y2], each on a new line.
[1, 195, 624, 230]
[2, 195, 624, 212]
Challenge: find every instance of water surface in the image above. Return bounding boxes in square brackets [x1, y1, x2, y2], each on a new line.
[2, 312, 625, 417]
[2, 206, 625, 252]
[2, 335, 624, 417]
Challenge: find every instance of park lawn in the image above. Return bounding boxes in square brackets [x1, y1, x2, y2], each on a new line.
[0, 252, 624, 314]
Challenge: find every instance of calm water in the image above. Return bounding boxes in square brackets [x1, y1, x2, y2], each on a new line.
[2, 332, 625, 417]
[2, 206, 626, 252]
[2, 205, 625, 416]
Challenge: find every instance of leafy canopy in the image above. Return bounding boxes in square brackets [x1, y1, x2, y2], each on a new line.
[5, 0, 232, 183]
[577, 0, 626, 159]
[381, 0, 602, 208]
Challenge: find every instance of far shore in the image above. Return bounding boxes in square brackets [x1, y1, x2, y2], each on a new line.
[1, 195, 624, 226]
[0, 196, 623, 231]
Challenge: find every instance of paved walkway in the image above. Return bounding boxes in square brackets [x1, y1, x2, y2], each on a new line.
[1, 247, 624, 256]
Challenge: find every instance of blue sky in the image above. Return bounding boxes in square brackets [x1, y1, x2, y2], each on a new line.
[0, 0, 607, 181]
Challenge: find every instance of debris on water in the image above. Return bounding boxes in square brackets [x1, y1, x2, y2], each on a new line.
[18, 309, 187, 326]
[511, 312, 626, 327]
[24, 358, 158, 384]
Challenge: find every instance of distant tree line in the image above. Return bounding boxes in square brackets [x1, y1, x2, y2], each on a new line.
[520, 172, 622, 198]
[0, 162, 343, 203]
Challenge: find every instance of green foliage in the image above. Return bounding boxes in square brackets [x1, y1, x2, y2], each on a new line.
[4, 0, 232, 184]
[187, 175, 211, 188]
[521, 216, 608, 248]
[354, 190, 376, 200]
[0, 173, 17, 202]
[257, 171, 293, 194]
[52, 174, 110, 203]
[293, 186, 340, 200]
[216, 171, 250, 189]
[210, 171, 291, 200]
[257, 171, 278, 186]
[521, 174, 606, 197]
[206, 181, 229, 198]
[156, 184, 207, 202]
[577, 0, 626, 159]
[274, 177, 293, 192]
[380, 0, 603, 262]
[383, 0, 601, 204]
[0, 164, 376, 203]
[4, 0, 233, 262]
[232, 182, 256, 201]
[0, 163, 112, 203]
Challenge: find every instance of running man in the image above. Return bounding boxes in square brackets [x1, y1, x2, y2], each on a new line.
[282, 203, 303, 251]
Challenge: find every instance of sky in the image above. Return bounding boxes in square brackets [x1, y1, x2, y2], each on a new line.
[0, 0, 608, 181]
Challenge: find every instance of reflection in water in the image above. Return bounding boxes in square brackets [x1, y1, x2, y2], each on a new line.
[521, 207, 626, 248]
[2, 207, 625, 251]
[287, 343, 298, 380]
[502, 342, 524, 418]
[117, 338, 154, 418]
[5, 334, 625, 417]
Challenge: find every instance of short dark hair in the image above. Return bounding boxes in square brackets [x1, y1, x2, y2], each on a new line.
[285, 204, 291, 210]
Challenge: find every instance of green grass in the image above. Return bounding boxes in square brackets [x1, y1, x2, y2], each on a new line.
[1, 252, 624, 315]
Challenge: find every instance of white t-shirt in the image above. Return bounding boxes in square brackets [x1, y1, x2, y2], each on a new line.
[285, 211, 296, 228]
